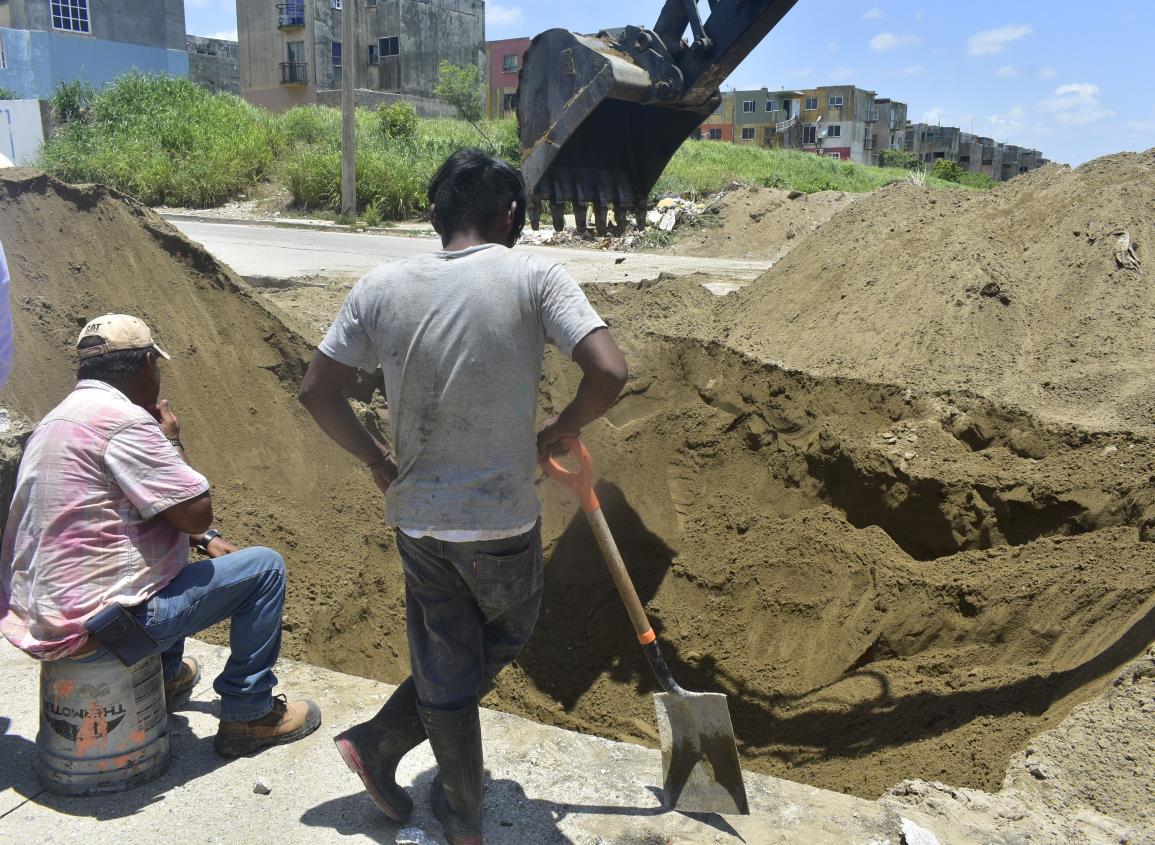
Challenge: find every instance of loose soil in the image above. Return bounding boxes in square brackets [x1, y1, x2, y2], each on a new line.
[2, 164, 1153, 823]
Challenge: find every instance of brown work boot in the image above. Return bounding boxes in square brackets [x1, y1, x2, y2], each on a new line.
[164, 657, 202, 712]
[215, 694, 322, 758]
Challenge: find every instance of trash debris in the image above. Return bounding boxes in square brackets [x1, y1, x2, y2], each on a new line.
[1114, 231, 1140, 271]
[395, 827, 439, 845]
[900, 817, 942, 845]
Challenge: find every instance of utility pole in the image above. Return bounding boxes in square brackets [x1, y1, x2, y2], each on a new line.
[340, 0, 357, 219]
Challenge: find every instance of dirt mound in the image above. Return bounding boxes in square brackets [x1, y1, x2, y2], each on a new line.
[0, 169, 388, 660]
[719, 151, 1155, 434]
[671, 186, 856, 260]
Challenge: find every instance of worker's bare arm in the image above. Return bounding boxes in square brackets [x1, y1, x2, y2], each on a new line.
[157, 491, 213, 536]
[537, 328, 628, 459]
[299, 351, 396, 492]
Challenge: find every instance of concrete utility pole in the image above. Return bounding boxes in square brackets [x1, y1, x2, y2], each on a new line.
[340, 0, 357, 219]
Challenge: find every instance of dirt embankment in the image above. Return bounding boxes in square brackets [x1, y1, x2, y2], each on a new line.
[3, 163, 1154, 821]
[670, 186, 856, 261]
[719, 151, 1155, 435]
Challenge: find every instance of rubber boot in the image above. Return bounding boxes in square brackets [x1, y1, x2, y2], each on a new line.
[418, 701, 485, 845]
[334, 677, 426, 821]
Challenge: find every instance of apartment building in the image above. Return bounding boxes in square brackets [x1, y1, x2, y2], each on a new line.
[905, 122, 1046, 180]
[237, 0, 485, 112]
[698, 93, 734, 141]
[0, 0, 188, 99]
[484, 35, 528, 119]
[187, 35, 239, 95]
[730, 88, 805, 149]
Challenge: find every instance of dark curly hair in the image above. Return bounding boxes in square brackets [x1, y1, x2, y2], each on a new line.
[427, 149, 526, 243]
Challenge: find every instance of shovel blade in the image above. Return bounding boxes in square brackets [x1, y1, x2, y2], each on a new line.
[654, 691, 749, 815]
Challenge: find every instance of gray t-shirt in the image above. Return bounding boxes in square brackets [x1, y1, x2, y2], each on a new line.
[320, 243, 606, 532]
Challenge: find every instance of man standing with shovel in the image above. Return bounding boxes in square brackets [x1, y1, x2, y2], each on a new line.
[299, 149, 628, 844]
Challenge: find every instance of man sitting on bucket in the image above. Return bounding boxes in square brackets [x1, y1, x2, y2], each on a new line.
[0, 314, 320, 757]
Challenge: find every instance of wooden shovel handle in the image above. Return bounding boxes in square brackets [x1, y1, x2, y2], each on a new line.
[541, 437, 656, 646]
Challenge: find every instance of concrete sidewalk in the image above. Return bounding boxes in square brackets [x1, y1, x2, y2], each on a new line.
[0, 639, 976, 845]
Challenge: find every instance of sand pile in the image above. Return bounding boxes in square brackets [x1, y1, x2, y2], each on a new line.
[3, 167, 1153, 817]
[671, 186, 856, 261]
[0, 169, 389, 660]
[719, 150, 1155, 434]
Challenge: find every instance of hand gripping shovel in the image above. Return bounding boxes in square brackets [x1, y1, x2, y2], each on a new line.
[542, 437, 750, 815]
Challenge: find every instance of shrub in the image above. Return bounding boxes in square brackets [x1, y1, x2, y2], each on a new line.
[879, 149, 920, 170]
[377, 101, 418, 140]
[281, 105, 340, 145]
[932, 159, 964, 183]
[51, 79, 96, 124]
[0, 87, 17, 100]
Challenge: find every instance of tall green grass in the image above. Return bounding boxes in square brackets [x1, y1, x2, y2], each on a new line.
[41, 74, 990, 216]
[41, 73, 283, 207]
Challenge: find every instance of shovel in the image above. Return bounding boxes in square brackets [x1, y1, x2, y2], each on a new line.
[541, 436, 750, 815]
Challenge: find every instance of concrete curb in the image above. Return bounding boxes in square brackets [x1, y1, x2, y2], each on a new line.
[158, 212, 435, 238]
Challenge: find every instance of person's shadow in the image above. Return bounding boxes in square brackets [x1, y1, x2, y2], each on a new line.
[2, 699, 240, 820]
[300, 767, 744, 844]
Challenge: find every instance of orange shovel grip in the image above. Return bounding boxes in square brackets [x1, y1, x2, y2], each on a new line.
[540, 436, 600, 512]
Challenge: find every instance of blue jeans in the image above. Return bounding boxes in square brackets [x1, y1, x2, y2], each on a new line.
[397, 523, 544, 710]
[137, 546, 287, 721]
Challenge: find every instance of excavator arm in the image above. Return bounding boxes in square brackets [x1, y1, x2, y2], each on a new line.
[517, 0, 799, 234]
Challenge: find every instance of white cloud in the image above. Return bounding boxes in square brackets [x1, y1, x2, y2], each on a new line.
[986, 105, 1026, 129]
[862, 6, 883, 20]
[786, 66, 814, 80]
[996, 65, 1020, 79]
[869, 32, 921, 51]
[1037, 66, 1056, 79]
[967, 24, 1032, 56]
[831, 67, 856, 80]
[486, 4, 523, 26]
[1037, 82, 1115, 125]
[827, 41, 840, 52]
[1124, 117, 1155, 133]
[205, 28, 237, 41]
[902, 64, 924, 76]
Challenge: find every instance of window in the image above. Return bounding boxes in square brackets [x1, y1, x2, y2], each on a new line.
[502, 92, 516, 112]
[0, 38, 6, 71]
[827, 124, 841, 138]
[828, 95, 843, 108]
[741, 127, 755, 140]
[502, 54, 519, 73]
[933, 151, 945, 159]
[331, 0, 342, 8]
[332, 41, 342, 67]
[742, 100, 755, 113]
[368, 43, 379, 64]
[708, 128, 723, 140]
[380, 35, 399, 57]
[803, 125, 816, 144]
[981, 158, 993, 166]
[367, 0, 377, 5]
[959, 155, 970, 164]
[51, 0, 90, 33]
[805, 97, 818, 110]
[765, 100, 776, 112]
[827, 152, 842, 159]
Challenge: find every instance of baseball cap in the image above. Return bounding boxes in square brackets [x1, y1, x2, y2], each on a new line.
[76, 314, 171, 361]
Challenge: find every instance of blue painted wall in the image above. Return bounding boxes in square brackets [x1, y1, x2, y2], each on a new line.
[0, 28, 189, 99]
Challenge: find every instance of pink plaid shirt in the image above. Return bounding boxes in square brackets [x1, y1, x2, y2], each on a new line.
[0, 380, 209, 659]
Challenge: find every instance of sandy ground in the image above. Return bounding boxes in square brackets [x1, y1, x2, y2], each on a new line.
[1, 162, 1153, 835]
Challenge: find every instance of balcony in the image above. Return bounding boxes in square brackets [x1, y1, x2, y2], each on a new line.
[277, 3, 306, 29]
[280, 62, 308, 85]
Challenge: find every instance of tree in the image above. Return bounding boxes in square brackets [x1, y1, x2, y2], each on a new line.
[932, 159, 964, 183]
[433, 61, 493, 149]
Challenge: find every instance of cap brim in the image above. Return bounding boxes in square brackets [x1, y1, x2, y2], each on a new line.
[153, 344, 172, 361]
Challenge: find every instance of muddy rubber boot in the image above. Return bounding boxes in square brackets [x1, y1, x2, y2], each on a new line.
[334, 676, 427, 821]
[419, 701, 485, 845]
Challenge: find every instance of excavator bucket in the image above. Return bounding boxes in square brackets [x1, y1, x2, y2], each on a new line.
[517, 1, 799, 235]
[517, 28, 715, 235]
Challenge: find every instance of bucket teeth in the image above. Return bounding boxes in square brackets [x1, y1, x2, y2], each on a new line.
[634, 202, 647, 231]
[549, 202, 567, 232]
[592, 202, 609, 237]
[529, 199, 542, 232]
[574, 203, 590, 235]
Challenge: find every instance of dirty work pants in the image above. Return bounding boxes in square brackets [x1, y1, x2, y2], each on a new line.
[396, 523, 544, 709]
[76, 546, 288, 722]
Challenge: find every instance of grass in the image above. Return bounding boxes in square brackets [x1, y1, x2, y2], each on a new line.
[40, 74, 994, 217]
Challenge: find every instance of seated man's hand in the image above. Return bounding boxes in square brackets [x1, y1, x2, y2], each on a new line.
[205, 535, 238, 559]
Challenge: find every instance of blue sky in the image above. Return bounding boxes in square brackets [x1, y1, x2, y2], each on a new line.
[185, 1, 1155, 165]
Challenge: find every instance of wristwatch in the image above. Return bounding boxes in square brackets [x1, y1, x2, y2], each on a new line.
[194, 529, 222, 554]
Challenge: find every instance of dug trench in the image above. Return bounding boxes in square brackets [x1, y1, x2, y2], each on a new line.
[3, 169, 1154, 803]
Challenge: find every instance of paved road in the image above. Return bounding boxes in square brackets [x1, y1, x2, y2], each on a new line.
[167, 219, 768, 291]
